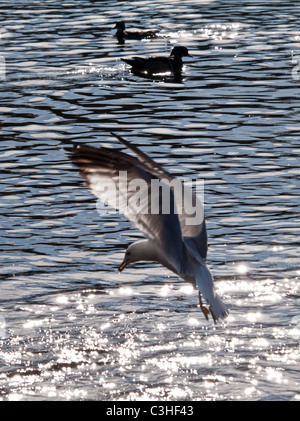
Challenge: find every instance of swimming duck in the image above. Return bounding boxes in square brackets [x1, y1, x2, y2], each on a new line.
[122, 46, 191, 75]
[114, 21, 159, 42]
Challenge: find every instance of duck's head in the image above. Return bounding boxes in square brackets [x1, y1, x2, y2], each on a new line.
[114, 21, 126, 31]
[170, 46, 191, 58]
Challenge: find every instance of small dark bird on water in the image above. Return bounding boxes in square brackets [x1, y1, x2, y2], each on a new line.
[114, 21, 159, 42]
[122, 46, 191, 75]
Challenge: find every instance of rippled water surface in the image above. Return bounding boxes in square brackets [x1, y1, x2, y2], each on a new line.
[0, 0, 299, 401]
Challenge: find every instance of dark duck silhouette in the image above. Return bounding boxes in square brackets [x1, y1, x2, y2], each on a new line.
[114, 21, 159, 42]
[121, 46, 191, 75]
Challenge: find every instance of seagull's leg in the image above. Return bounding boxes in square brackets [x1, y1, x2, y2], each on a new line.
[198, 292, 209, 321]
[210, 308, 217, 325]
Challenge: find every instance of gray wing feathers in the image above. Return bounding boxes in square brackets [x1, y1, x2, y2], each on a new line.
[66, 143, 184, 274]
[111, 133, 208, 258]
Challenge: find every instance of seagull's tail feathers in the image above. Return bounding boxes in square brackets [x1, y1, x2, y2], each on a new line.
[207, 293, 229, 322]
[195, 265, 228, 322]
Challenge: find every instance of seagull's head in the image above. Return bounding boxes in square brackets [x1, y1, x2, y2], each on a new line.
[118, 243, 138, 273]
[118, 252, 131, 273]
[118, 240, 151, 273]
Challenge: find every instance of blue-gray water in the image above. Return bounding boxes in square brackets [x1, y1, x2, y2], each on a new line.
[0, 0, 299, 401]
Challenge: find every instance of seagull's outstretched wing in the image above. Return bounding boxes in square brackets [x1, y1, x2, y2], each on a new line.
[65, 142, 184, 275]
[111, 133, 208, 259]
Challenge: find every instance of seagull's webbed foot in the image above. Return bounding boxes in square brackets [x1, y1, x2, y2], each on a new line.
[198, 292, 218, 324]
[198, 292, 210, 322]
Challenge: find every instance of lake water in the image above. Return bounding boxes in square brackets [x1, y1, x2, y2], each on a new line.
[0, 0, 299, 401]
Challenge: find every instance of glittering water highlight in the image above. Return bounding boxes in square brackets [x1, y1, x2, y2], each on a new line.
[0, 0, 299, 401]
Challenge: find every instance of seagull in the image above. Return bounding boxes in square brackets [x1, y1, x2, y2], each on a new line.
[65, 133, 228, 322]
[122, 46, 191, 75]
[114, 21, 159, 42]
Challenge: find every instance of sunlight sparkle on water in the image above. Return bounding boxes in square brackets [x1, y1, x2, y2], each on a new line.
[159, 284, 173, 297]
[237, 264, 248, 274]
[244, 386, 257, 397]
[272, 246, 284, 252]
[188, 317, 200, 326]
[118, 287, 133, 296]
[179, 285, 194, 295]
[156, 323, 167, 331]
[251, 337, 269, 348]
[56, 296, 69, 304]
[246, 312, 262, 322]
[265, 367, 286, 384]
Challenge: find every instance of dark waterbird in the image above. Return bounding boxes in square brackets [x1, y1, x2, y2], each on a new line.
[121, 46, 191, 75]
[114, 21, 159, 42]
[65, 133, 228, 322]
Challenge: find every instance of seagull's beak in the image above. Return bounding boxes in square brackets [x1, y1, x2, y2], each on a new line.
[118, 258, 128, 273]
